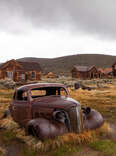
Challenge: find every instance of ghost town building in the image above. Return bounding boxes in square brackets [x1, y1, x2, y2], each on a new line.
[71, 65, 101, 79]
[0, 59, 42, 82]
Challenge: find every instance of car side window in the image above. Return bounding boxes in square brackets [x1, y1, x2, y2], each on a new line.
[31, 89, 46, 98]
[60, 88, 67, 97]
[16, 90, 28, 101]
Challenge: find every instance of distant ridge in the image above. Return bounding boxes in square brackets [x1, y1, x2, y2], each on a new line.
[17, 54, 116, 75]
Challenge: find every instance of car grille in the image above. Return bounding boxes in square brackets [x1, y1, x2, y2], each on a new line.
[68, 106, 82, 133]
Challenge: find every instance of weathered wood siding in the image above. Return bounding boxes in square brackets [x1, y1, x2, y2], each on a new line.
[0, 60, 41, 82]
[72, 66, 100, 79]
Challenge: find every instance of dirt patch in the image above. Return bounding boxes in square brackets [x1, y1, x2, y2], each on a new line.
[72, 146, 103, 156]
[106, 123, 116, 141]
[5, 144, 22, 156]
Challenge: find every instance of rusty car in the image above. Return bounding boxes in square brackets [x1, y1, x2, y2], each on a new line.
[9, 83, 104, 140]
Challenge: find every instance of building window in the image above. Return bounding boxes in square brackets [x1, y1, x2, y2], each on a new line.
[7, 71, 13, 79]
[20, 74, 25, 80]
[90, 72, 94, 79]
[32, 71, 36, 79]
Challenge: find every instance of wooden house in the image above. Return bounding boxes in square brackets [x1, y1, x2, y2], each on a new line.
[98, 68, 104, 78]
[0, 59, 42, 82]
[104, 68, 113, 77]
[46, 72, 56, 78]
[98, 67, 113, 78]
[71, 65, 100, 79]
[112, 62, 116, 77]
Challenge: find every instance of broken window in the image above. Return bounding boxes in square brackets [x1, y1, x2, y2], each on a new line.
[60, 88, 67, 97]
[16, 90, 28, 101]
[7, 71, 13, 79]
[31, 87, 67, 99]
[31, 89, 46, 98]
[32, 71, 36, 79]
[20, 74, 25, 80]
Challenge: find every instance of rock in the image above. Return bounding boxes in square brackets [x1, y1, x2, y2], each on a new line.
[0, 79, 16, 89]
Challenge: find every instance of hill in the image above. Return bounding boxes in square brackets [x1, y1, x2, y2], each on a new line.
[17, 54, 116, 75]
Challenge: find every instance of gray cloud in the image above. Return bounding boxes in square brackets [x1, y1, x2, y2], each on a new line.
[0, 0, 116, 38]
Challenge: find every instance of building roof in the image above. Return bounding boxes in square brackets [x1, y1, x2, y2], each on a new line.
[17, 61, 41, 72]
[98, 68, 104, 73]
[103, 68, 112, 74]
[73, 65, 96, 72]
[46, 72, 56, 78]
[0, 60, 41, 72]
[0, 59, 24, 70]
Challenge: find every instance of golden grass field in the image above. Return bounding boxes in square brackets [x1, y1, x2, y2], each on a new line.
[0, 82, 116, 156]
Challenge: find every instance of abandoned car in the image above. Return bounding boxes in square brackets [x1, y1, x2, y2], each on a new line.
[9, 83, 104, 140]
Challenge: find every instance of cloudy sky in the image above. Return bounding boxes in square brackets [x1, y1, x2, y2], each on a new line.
[0, 0, 116, 62]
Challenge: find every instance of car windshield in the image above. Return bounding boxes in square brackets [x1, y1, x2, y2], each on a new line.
[31, 87, 67, 99]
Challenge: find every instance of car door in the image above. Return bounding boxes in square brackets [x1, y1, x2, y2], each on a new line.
[12, 89, 31, 126]
[31, 88, 53, 119]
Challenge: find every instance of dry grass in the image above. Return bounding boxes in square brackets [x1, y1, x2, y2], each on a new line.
[69, 85, 116, 123]
[0, 117, 94, 152]
[0, 146, 7, 156]
[95, 122, 113, 136]
[0, 115, 112, 153]
[0, 117, 19, 130]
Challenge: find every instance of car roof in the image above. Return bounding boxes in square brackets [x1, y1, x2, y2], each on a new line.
[17, 83, 67, 91]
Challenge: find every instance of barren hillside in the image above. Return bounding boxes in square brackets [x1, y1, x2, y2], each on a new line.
[18, 54, 116, 75]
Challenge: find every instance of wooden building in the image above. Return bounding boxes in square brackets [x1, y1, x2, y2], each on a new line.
[112, 62, 116, 77]
[98, 68, 104, 77]
[71, 65, 100, 79]
[104, 68, 113, 77]
[0, 59, 42, 82]
[98, 68, 113, 78]
[46, 72, 56, 78]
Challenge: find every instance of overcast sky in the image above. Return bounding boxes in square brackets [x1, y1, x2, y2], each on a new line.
[0, 0, 116, 62]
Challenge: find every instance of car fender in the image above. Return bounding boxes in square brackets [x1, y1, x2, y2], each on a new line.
[27, 118, 68, 141]
[83, 108, 104, 130]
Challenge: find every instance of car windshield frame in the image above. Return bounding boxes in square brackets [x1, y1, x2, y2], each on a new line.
[30, 86, 68, 99]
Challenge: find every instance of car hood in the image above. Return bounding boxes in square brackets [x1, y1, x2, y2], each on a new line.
[32, 96, 81, 110]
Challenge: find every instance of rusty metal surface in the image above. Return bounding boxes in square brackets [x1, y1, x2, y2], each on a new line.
[10, 83, 104, 140]
[83, 108, 104, 130]
[27, 118, 68, 141]
[17, 83, 68, 92]
[32, 96, 80, 110]
[11, 83, 80, 127]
